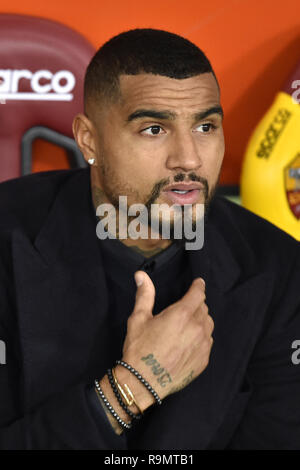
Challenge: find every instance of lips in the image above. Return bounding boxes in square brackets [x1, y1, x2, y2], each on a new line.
[163, 183, 203, 192]
[162, 183, 204, 205]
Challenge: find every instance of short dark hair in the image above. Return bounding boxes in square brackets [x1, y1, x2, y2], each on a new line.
[84, 28, 219, 110]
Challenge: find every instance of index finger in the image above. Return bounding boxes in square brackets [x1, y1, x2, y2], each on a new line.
[174, 277, 206, 314]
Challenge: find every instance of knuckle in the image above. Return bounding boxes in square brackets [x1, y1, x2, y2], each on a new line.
[132, 305, 144, 316]
[200, 354, 209, 371]
[194, 278, 205, 289]
[126, 316, 135, 331]
[202, 303, 209, 316]
[203, 357, 210, 368]
[195, 322, 205, 339]
[178, 305, 191, 319]
[128, 309, 144, 324]
[199, 336, 213, 357]
[207, 315, 214, 331]
[196, 286, 206, 299]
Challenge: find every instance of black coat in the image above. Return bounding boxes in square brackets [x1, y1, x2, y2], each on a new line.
[0, 168, 299, 450]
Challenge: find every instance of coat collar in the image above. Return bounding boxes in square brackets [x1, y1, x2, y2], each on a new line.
[187, 197, 258, 294]
[33, 167, 97, 266]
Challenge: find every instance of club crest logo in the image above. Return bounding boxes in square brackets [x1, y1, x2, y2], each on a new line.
[285, 152, 300, 220]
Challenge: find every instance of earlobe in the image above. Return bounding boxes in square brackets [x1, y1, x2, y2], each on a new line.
[72, 113, 98, 166]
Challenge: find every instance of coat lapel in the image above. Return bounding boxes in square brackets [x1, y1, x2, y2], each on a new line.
[127, 207, 274, 449]
[12, 169, 111, 410]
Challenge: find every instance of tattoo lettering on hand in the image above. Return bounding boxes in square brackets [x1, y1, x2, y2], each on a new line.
[141, 353, 172, 387]
[141, 354, 157, 366]
[152, 364, 165, 375]
[157, 372, 172, 387]
[169, 370, 194, 394]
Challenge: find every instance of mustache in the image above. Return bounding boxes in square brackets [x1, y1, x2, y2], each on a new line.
[146, 172, 209, 208]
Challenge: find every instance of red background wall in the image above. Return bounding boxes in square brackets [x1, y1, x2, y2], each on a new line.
[1, 0, 299, 184]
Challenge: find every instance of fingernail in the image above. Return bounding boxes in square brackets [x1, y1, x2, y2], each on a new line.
[135, 273, 143, 287]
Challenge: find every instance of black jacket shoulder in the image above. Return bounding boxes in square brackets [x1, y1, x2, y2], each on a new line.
[0, 169, 84, 240]
[210, 195, 299, 264]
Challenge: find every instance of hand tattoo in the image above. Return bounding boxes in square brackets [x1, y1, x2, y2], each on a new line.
[141, 353, 172, 388]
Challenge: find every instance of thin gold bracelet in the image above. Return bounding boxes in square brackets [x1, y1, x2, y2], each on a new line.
[112, 367, 144, 415]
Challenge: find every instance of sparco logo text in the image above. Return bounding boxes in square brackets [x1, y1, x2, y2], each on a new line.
[0, 69, 75, 102]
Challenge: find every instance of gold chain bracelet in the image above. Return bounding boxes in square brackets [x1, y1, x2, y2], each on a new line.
[112, 367, 144, 415]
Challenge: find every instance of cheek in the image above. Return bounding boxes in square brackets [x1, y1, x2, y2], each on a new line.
[213, 140, 225, 169]
[100, 146, 157, 198]
[208, 132, 225, 164]
[99, 140, 135, 182]
[104, 134, 164, 181]
[199, 135, 225, 182]
[99, 128, 167, 194]
[102, 131, 137, 167]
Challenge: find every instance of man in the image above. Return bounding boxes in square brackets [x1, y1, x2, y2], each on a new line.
[0, 29, 299, 450]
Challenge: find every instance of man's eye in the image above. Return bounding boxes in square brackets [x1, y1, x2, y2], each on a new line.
[141, 125, 164, 135]
[195, 123, 217, 133]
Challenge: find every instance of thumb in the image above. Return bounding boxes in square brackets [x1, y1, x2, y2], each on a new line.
[133, 270, 156, 316]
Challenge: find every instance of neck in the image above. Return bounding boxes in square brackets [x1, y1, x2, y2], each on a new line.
[91, 174, 171, 258]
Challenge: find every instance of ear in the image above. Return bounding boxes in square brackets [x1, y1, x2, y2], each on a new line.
[72, 113, 98, 166]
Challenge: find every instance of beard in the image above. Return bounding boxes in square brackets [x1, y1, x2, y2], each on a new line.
[98, 155, 220, 241]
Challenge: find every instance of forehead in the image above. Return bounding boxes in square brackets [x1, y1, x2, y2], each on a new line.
[118, 73, 220, 116]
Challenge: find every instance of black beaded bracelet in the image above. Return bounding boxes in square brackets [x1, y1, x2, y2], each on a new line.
[107, 368, 141, 420]
[94, 379, 132, 430]
[116, 360, 162, 406]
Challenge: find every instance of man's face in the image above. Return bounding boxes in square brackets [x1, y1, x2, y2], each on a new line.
[89, 72, 225, 233]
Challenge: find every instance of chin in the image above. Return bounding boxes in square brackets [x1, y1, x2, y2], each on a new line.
[147, 205, 205, 242]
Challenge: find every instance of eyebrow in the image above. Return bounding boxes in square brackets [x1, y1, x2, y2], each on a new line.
[127, 105, 224, 123]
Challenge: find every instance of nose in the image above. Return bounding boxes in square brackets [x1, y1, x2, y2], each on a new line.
[166, 130, 203, 172]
